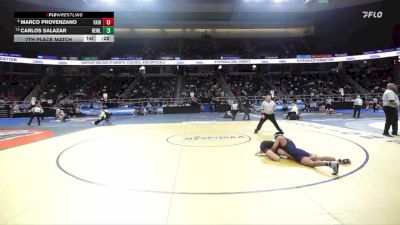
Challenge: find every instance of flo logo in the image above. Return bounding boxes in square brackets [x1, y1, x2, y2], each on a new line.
[167, 131, 251, 147]
[0, 130, 54, 150]
[362, 11, 383, 19]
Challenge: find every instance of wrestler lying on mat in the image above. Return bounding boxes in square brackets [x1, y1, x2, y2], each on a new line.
[256, 132, 351, 175]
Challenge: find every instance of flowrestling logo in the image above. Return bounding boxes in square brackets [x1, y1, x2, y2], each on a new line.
[362, 11, 383, 19]
[167, 131, 251, 147]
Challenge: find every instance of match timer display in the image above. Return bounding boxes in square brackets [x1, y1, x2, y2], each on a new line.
[13, 12, 114, 42]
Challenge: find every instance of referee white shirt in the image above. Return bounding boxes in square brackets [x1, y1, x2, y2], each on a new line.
[261, 100, 276, 115]
[383, 89, 399, 109]
[32, 106, 44, 113]
[354, 97, 363, 106]
[231, 103, 238, 111]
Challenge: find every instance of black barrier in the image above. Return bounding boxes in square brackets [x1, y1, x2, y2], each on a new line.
[332, 102, 356, 110]
[215, 104, 231, 112]
[11, 109, 56, 118]
[163, 105, 200, 114]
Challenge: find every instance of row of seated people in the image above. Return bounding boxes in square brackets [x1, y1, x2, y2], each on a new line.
[102, 39, 180, 60]
[128, 76, 177, 99]
[273, 73, 357, 96]
[0, 69, 396, 102]
[349, 67, 395, 94]
[182, 38, 217, 60]
[181, 75, 226, 103]
[225, 74, 266, 97]
[0, 74, 41, 101]
[75, 76, 135, 100]
[40, 75, 90, 102]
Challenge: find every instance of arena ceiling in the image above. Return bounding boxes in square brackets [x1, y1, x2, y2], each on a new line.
[9, 0, 384, 27]
[1, 0, 388, 39]
[11, 0, 383, 13]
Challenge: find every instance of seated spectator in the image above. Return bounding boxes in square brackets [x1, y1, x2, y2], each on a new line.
[285, 103, 299, 120]
[93, 107, 110, 125]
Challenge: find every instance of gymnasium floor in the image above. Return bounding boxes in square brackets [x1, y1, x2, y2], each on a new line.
[1, 110, 399, 225]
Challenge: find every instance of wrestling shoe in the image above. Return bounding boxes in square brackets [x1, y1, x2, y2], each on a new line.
[329, 162, 339, 175]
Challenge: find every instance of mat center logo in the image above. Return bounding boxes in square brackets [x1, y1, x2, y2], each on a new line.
[167, 131, 251, 147]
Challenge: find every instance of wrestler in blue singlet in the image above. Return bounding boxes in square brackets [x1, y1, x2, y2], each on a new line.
[282, 138, 310, 162]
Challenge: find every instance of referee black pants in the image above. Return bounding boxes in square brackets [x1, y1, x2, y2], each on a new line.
[353, 105, 361, 118]
[231, 110, 238, 120]
[28, 113, 40, 126]
[383, 106, 398, 135]
[255, 113, 283, 133]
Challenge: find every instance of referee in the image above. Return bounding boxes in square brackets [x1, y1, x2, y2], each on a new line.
[27, 103, 44, 126]
[353, 95, 363, 118]
[254, 95, 284, 134]
[231, 101, 239, 120]
[382, 83, 399, 137]
[372, 97, 379, 112]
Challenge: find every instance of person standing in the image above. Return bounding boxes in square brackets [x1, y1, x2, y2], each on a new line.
[326, 97, 333, 110]
[254, 95, 284, 134]
[27, 103, 44, 126]
[372, 97, 379, 112]
[242, 97, 251, 120]
[231, 101, 239, 120]
[382, 83, 399, 137]
[38, 104, 45, 121]
[353, 95, 363, 118]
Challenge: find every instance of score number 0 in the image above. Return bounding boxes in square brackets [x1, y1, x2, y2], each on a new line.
[102, 18, 114, 26]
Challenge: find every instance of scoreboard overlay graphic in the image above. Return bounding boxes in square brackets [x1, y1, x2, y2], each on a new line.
[13, 12, 114, 42]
